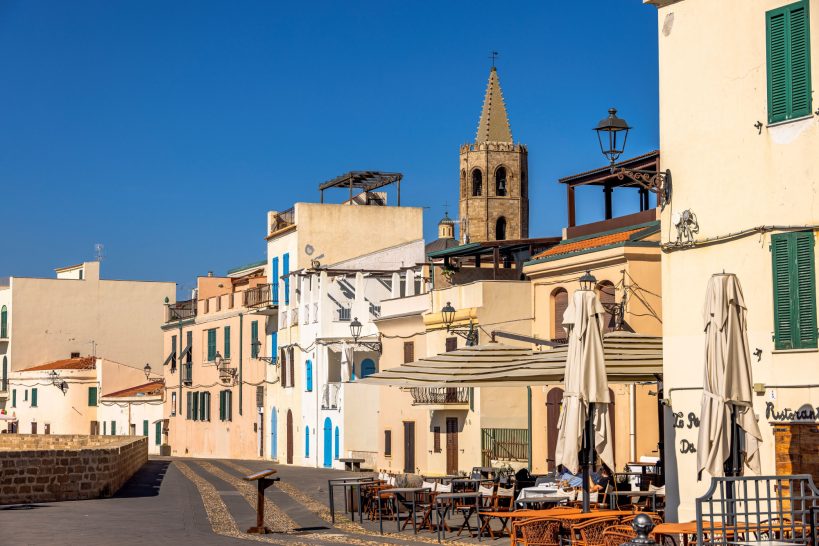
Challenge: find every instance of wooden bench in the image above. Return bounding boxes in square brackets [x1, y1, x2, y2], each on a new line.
[243, 469, 279, 534]
[338, 457, 365, 471]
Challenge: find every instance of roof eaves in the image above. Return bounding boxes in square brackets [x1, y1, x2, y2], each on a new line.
[524, 240, 659, 267]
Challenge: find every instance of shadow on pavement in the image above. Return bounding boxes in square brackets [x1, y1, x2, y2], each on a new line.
[112, 459, 170, 498]
[0, 504, 51, 510]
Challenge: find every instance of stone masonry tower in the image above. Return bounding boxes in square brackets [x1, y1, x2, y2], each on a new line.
[459, 67, 529, 243]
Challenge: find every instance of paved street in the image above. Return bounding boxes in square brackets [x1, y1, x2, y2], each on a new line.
[0, 458, 483, 546]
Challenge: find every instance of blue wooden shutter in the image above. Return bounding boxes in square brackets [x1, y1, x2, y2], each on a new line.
[335, 427, 340, 459]
[270, 333, 277, 365]
[283, 253, 290, 305]
[143, 420, 148, 437]
[272, 257, 280, 304]
[305, 426, 310, 457]
[0, 305, 7, 338]
[224, 326, 231, 359]
[305, 360, 313, 392]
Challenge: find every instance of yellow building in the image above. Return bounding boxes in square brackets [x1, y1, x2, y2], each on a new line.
[646, 0, 819, 520]
[161, 262, 270, 459]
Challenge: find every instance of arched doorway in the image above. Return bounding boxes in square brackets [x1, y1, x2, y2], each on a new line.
[546, 388, 564, 471]
[495, 217, 506, 240]
[360, 358, 375, 378]
[286, 410, 293, 464]
[270, 407, 277, 460]
[323, 417, 332, 467]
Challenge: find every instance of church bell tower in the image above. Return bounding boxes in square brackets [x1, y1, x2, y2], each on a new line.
[458, 67, 529, 243]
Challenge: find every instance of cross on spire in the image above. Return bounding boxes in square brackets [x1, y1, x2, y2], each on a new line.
[488, 51, 499, 68]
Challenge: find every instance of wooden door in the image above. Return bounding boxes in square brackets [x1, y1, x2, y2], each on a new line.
[403, 422, 415, 474]
[286, 410, 294, 464]
[546, 388, 564, 471]
[446, 417, 458, 475]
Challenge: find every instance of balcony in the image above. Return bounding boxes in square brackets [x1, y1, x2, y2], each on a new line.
[269, 207, 295, 234]
[182, 363, 193, 386]
[244, 284, 277, 310]
[167, 299, 197, 322]
[321, 382, 341, 410]
[410, 387, 469, 406]
[336, 308, 351, 322]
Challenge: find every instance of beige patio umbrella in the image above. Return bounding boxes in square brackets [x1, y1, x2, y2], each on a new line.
[697, 273, 762, 478]
[554, 280, 614, 511]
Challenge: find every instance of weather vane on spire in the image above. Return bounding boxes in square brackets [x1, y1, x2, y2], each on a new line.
[489, 51, 499, 68]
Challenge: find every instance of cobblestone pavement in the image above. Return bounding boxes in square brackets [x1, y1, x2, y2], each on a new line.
[0, 458, 491, 545]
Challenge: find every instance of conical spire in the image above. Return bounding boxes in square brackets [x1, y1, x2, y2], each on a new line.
[476, 67, 513, 143]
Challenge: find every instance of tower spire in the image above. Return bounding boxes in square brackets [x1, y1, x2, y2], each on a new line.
[476, 67, 513, 143]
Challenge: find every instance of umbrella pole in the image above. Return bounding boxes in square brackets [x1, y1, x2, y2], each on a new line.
[723, 406, 741, 525]
[582, 402, 595, 513]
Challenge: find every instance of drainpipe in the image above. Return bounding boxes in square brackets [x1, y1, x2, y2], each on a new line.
[527, 386, 532, 472]
[178, 319, 183, 425]
[629, 384, 636, 463]
[239, 313, 243, 416]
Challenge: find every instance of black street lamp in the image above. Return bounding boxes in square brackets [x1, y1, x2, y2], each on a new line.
[441, 302, 456, 330]
[143, 363, 152, 380]
[593, 107, 672, 209]
[440, 302, 478, 346]
[349, 317, 381, 353]
[579, 270, 598, 292]
[350, 317, 363, 342]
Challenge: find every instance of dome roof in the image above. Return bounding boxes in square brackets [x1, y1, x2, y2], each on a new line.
[438, 212, 455, 226]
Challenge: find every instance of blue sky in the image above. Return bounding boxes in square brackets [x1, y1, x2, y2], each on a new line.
[0, 1, 659, 292]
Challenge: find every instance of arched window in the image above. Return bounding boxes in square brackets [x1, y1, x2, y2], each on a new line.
[360, 358, 376, 378]
[460, 169, 467, 197]
[495, 216, 507, 240]
[552, 288, 569, 341]
[471, 169, 483, 197]
[0, 305, 6, 339]
[596, 281, 616, 333]
[495, 166, 507, 196]
[305, 426, 310, 458]
[305, 360, 313, 392]
[334, 426, 340, 460]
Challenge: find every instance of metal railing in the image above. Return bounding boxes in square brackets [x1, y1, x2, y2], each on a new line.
[369, 303, 381, 318]
[244, 284, 275, 308]
[321, 382, 341, 410]
[336, 308, 351, 322]
[410, 387, 469, 405]
[182, 363, 193, 386]
[481, 427, 529, 467]
[269, 208, 295, 234]
[167, 299, 197, 322]
[695, 474, 819, 546]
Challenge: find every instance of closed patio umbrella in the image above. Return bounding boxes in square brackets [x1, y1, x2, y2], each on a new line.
[697, 273, 762, 479]
[554, 288, 614, 512]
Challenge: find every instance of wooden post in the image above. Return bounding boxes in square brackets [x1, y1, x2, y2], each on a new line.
[604, 185, 613, 219]
[243, 469, 279, 534]
[567, 185, 576, 227]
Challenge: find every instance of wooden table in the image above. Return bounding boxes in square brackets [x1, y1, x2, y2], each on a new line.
[476, 507, 582, 539]
[506, 509, 630, 546]
[377, 487, 430, 535]
[607, 490, 658, 511]
[515, 495, 570, 510]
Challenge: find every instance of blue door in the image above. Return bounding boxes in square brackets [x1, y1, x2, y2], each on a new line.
[270, 407, 277, 459]
[323, 418, 332, 467]
[360, 358, 376, 378]
[334, 426, 340, 460]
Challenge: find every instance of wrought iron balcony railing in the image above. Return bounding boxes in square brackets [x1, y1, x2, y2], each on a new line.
[336, 308, 351, 322]
[244, 284, 275, 308]
[167, 299, 197, 322]
[410, 387, 469, 405]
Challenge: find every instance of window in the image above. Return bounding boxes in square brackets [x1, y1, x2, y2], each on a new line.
[495, 216, 507, 241]
[772, 231, 817, 349]
[155, 421, 162, 445]
[767, 1, 812, 123]
[192, 391, 199, 421]
[445, 337, 457, 352]
[11, 389, 15, 407]
[305, 360, 313, 392]
[207, 329, 217, 361]
[31, 388, 37, 407]
[1, 356, 6, 392]
[171, 335, 177, 370]
[103, 421, 107, 435]
[171, 392, 177, 416]
[283, 253, 290, 305]
[186, 392, 192, 419]
[471, 169, 483, 197]
[1, 305, 7, 338]
[460, 169, 467, 197]
[384, 429, 392, 457]
[403, 341, 415, 364]
[88, 387, 98, 407]
[596, 281, 617, 333]
[143, 420, 149, 437]
[433, 426, 442, 453]
[219, 390, 233, 421]
[111, 421, 116, 435]
[186, 331, 193, 364]
[552, 288, 569, 341]
[305, 426, 310, 458]
[24, 389, 28, 401]
[228, 293, 234, 309]
[203, 299, 209, 314]
[224, 326, 231, 359]
[251, 321, 259, 358]
[495, 166, 507, 196]
[272, 257, 280, 304]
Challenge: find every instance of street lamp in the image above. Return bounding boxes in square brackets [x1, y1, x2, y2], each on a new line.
[593, 107, 672, 209]
[214, 351, 224, 370]
[440, 302, 478, 346]
[348, 317, 382, 353]
[350, 317, 363, 343]
[143, 363, 152, 380]
[579, 270, 598, 292]
[441, 302, 456, 330]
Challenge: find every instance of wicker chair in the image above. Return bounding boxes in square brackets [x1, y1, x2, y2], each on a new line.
[602, 525, 636, 546]
[513, 517, 562, 546]
[566, 517, 621, 546]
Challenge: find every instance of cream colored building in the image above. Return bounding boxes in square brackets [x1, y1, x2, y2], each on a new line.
[161, 262, 270, 459]
[0, 261, 175, 409]
[98, 380, 165, 455]
[646, 0, 819, 520]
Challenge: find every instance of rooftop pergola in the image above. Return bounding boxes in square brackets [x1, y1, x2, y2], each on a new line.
[319, 171, 404, 205]
[427, 237, 560, 279]
[560, 151, 659, 227]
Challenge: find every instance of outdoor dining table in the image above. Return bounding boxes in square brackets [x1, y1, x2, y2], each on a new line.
[377, 487, 430, 535]
[514, 495, 570, 510]
[607, 489, 659, 511]
[450, 477, 483, 492]
[434, 491, 482, 543]
[327, 476, 378, 524]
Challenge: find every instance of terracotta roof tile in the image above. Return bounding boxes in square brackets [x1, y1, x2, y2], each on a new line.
[21, 356, 96, 372]
[103, 380, 164, 398]
[532, 228, 645, 259]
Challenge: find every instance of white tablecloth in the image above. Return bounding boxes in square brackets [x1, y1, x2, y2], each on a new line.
[516, 485, 564, 502]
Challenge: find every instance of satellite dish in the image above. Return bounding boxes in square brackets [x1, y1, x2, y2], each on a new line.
[305, 244, 314, 256]
[672, 212, 681, 226]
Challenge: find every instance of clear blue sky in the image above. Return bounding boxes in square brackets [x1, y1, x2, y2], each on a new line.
[0, 1, 659, 293]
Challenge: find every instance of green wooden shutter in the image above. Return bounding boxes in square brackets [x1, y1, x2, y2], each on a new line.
[192, 391, 199, 421]
[11, 389, 15, 407]
[88, 387, 98, 407]
[103, 421, 107, 435]
[224, 326, 231, 359]
[111, 421, 116, 435]
[794, 231, 818, 348]
[767, 1, 812, 123]
[227, 391, 232, 421]
[199, 392, 205, 421]
[772, 232, 818, 349]
[251, 321, 259, 358]
[773, 234, 795, 349]
[207, 329, 216, 361]
[155, 421, 162, 445]
[31, 388, 37, 407]
[143, 420, 148, 437]
[219, 391, 225, 421]
[186, 392, 192, 420]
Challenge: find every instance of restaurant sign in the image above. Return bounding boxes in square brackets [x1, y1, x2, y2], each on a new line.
[765, 402, 819, 422]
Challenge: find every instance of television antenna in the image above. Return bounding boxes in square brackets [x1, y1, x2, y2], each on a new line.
[94, 243, 105, 262]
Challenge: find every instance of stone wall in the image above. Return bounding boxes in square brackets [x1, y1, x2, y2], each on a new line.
[0, 434, 148, 505]
[773, 423, 819, 484]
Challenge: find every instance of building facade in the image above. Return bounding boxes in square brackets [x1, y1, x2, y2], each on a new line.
[98, 380, 165, 455]
[647, 0, 819, 520]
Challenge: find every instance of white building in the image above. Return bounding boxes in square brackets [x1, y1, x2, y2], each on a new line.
[98, 380, 165, 455]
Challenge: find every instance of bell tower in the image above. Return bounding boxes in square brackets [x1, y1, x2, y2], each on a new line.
[458, 67, 529, 243]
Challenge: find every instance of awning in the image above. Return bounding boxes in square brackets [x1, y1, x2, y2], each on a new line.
[359, 332, 662, 388]
[179, 343, 192, 361]
[162, 350, 175, 367]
